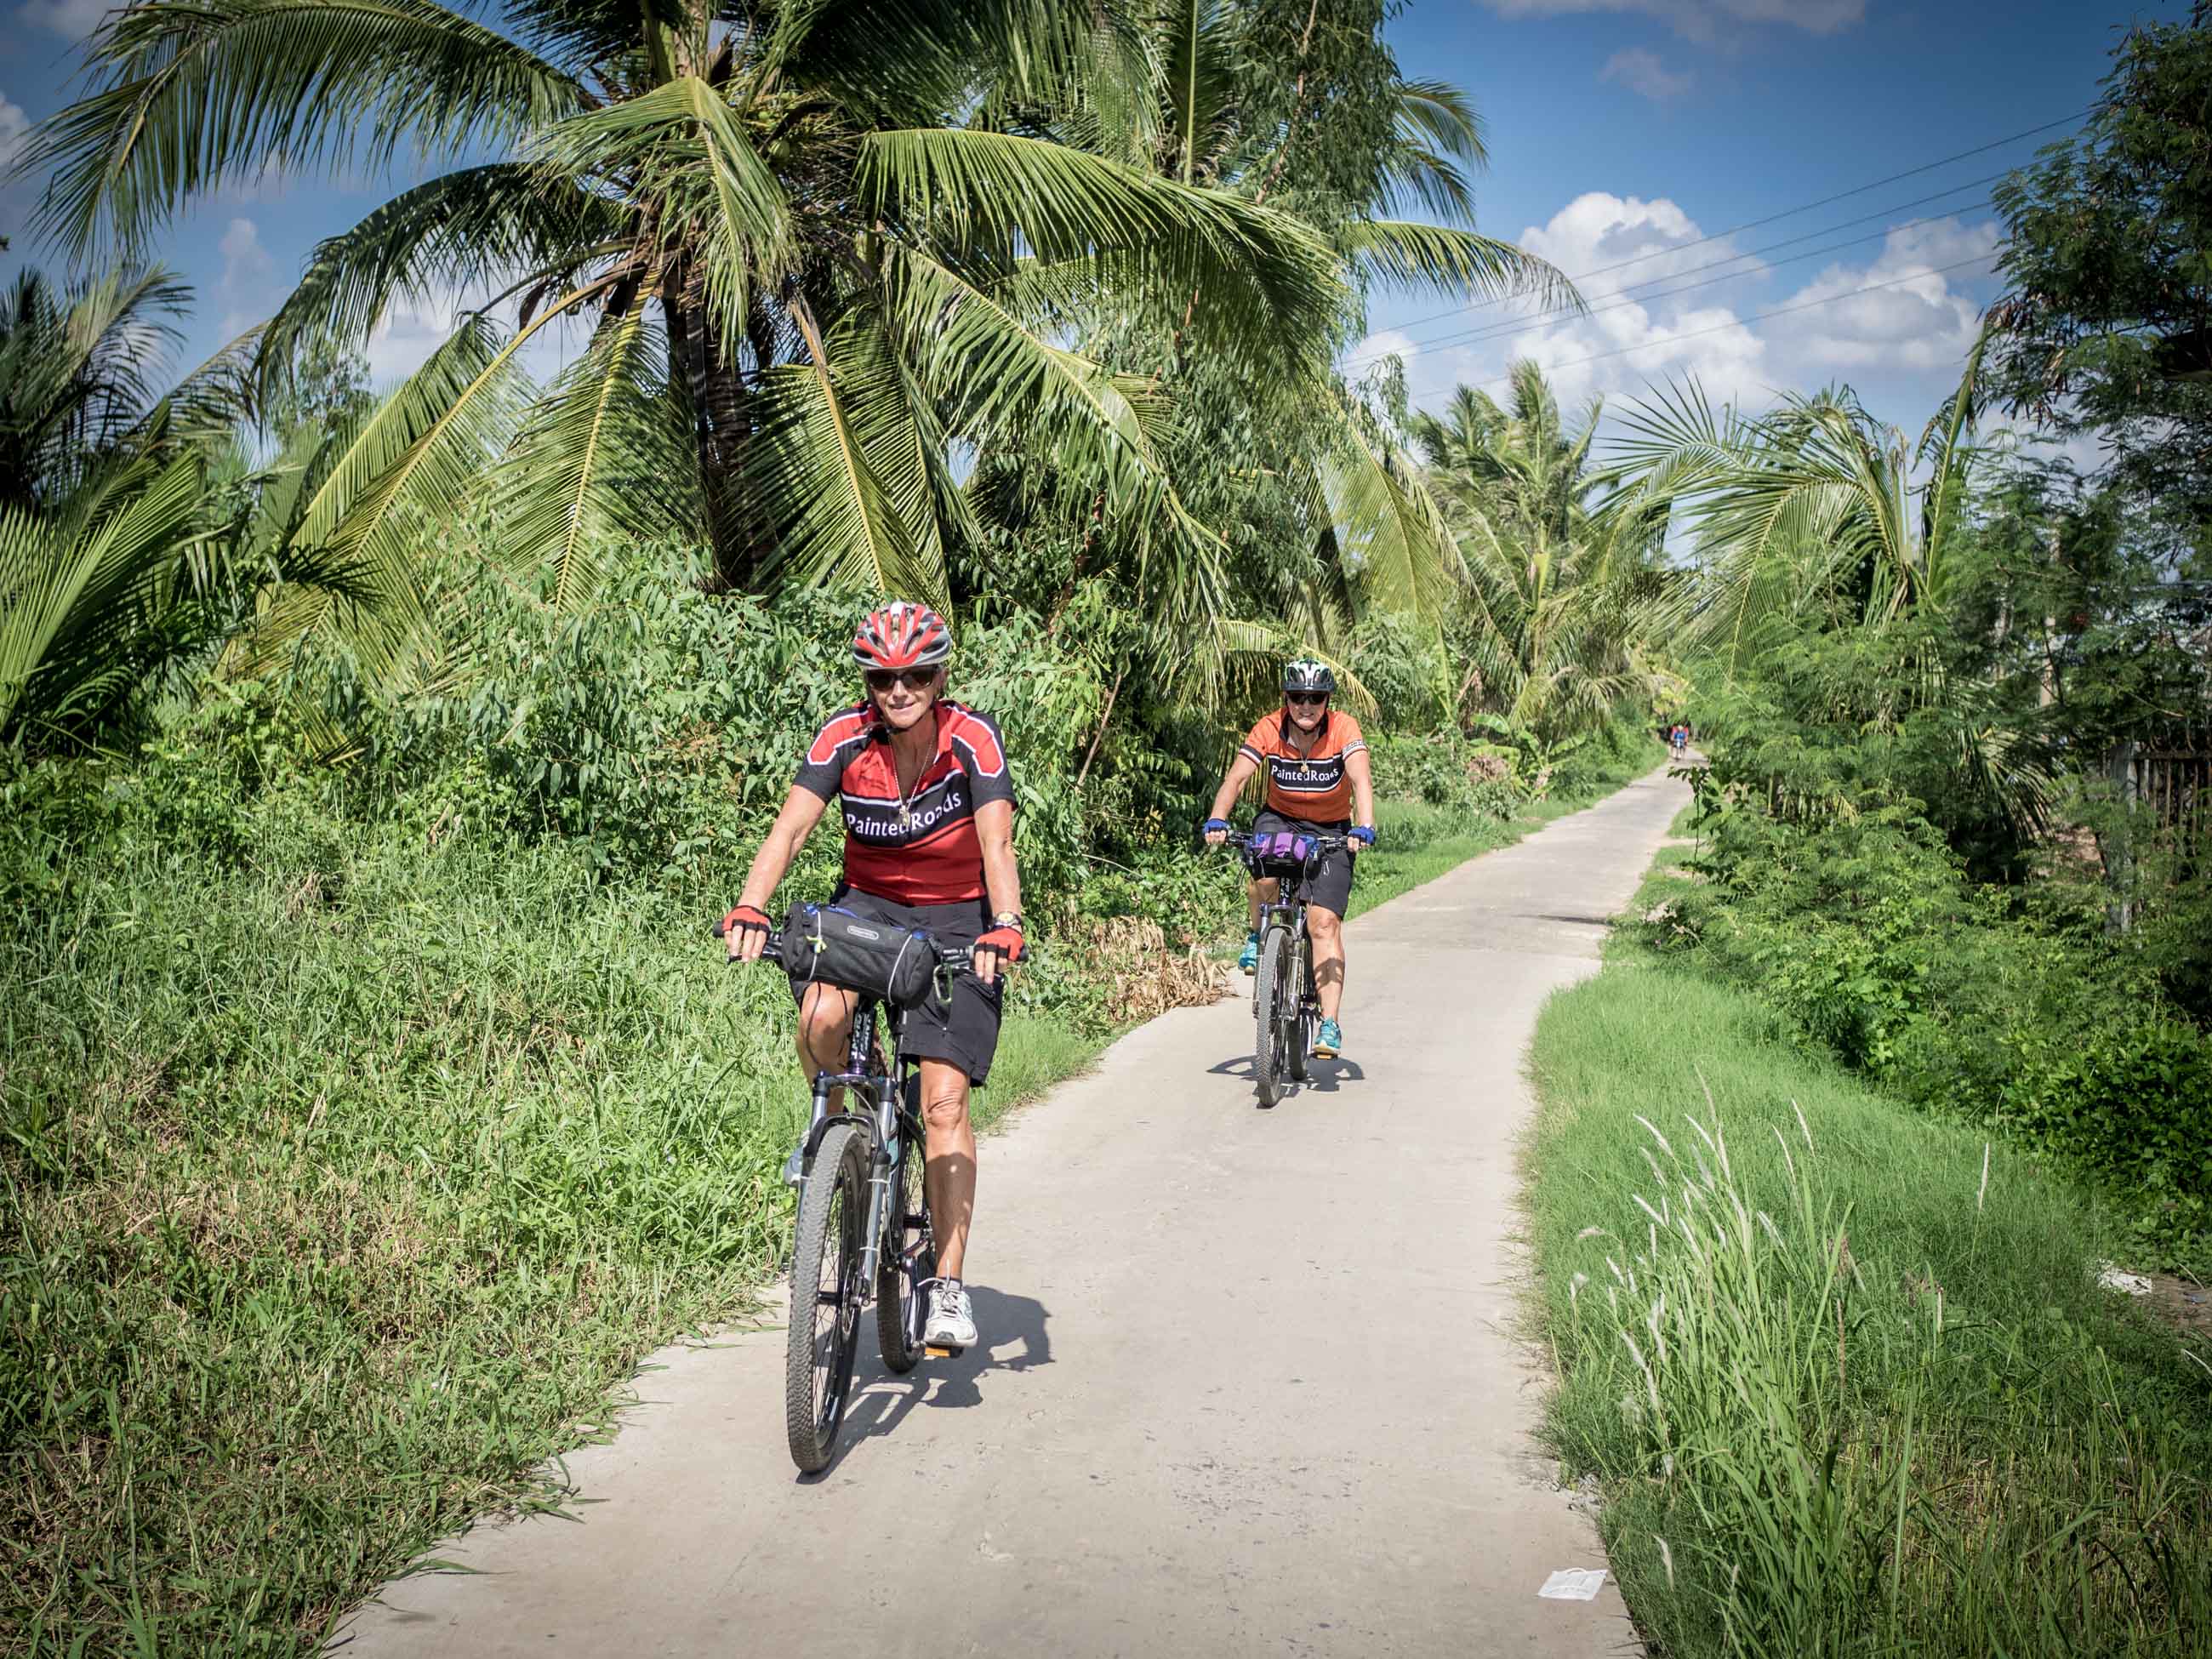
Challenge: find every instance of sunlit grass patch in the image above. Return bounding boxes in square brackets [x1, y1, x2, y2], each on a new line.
[1525, 961, 2212, 1656]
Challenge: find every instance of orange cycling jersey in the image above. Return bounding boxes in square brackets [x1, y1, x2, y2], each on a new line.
[1237, 709, 1367, 823]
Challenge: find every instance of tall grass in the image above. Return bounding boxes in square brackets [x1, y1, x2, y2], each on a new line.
[1527, 957, 2212, 1656]
[0, 819, 1095, 1656]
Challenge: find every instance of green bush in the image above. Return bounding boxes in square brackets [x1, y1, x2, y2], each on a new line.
[1653, 743, 2211, 1268]
[1996, 1022, 2212, 1252]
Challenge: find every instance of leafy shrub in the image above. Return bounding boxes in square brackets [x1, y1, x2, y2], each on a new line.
[1368, 726, 1519, 816]
[1656, 729, 2212, 1268]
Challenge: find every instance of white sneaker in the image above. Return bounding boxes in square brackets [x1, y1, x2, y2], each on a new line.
[923, 1278, 977, 1351]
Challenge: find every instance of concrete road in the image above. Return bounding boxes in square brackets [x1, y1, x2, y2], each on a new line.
[339, 768, 1686, 1658]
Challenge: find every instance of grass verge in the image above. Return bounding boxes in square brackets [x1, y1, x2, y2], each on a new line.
[1524, 852, 2212, 1656]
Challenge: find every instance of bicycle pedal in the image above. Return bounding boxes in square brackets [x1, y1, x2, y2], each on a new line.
[923, 1343, 963, 1359]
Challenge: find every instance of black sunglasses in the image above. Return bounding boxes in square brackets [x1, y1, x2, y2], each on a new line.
[865, 668, 938, 693]
[1285, 691, 1328, 706]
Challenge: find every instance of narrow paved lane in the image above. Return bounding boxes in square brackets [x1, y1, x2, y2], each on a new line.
[341, 768, 1687, 1657]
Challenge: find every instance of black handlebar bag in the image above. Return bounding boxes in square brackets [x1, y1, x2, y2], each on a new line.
[778, 901, 941, 1007]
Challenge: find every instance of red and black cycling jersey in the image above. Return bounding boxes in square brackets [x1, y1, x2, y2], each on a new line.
[794, 700, 1015, 906]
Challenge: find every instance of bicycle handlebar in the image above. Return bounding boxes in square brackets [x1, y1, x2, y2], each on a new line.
[710, 917, 983, 970]
[1215, 830, 1354, 857]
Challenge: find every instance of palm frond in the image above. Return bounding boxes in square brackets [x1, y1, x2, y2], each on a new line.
[750, 305, 946, 609]
[263, 163, 627, 373]
[1337, 220, 1576, 312]
[858, 126, 1347, 367]
[494, 299, 700, 608]
[26, 0, 591, 257]
[229, 306, 535, 687]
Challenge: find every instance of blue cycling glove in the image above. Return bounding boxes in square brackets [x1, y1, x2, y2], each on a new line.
[1348, 825, 1377, 848]
[1201, 818, 1231, 835]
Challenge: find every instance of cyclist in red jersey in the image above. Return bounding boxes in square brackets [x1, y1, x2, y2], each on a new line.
[1201, 658, 1376, 1060]
[721, 601, 1024, 1353]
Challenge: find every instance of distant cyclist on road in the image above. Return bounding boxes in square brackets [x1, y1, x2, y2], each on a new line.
[721, 601, 1025, 1354]
[1201, 659, 1375, 1060]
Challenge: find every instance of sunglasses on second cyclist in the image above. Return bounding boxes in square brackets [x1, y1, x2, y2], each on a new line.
[865, 668, 939, 694]
[1285, 691, 1328, 707]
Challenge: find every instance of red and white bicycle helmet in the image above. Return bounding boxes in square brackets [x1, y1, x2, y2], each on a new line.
[852, 600, 952, 670]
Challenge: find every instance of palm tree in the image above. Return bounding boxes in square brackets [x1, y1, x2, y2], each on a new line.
[0, 265, 223, 512]
[26, 0, 1351, 616]
[966, 3, 1575, 711]
[1601, 328, 2050, 831]
[1600, 328, 1998, 674]
[1411, 360, 1670, 745]
[1411, 363, 1604, 551]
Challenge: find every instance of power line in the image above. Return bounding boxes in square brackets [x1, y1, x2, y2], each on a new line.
[1401, 253, 1997, 403]
[1367, 108, 2087, 341]
[1348, 171, 2009, 368]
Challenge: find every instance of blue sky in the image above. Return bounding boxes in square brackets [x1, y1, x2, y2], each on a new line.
[0, 0, 2191, 439]
[1362, 0, 2190, 438]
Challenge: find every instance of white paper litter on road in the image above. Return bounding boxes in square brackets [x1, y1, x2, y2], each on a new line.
[1538, 1568, 1609, 1600]
[2098, 1264, 2152, 1296]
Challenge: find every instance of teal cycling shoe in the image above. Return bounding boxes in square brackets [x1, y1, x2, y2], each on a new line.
[1312, 1018, 1343, 1058]
[1236, 932, 1259, 975]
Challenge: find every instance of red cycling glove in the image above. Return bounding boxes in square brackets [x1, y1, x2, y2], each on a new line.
[721, 903, 771, 940]
[974, 924, 1026, 966]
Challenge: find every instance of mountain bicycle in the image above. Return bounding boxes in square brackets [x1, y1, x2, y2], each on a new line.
[715, 917, 977, 1473]
[1222, 830, 1350, 1108]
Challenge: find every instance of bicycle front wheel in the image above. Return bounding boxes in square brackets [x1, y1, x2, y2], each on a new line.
[1288, 935, 1313, 1083]
[875, 1122, 933, 1375]
[1253, 923, 1293, 1107]
[785, 1120, 869, 1473]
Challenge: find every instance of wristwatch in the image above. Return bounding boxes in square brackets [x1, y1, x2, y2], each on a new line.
[992, 911, 1024, 930]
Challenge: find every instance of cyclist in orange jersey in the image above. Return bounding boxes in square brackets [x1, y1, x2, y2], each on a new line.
[1200, 659, 1375, 1059]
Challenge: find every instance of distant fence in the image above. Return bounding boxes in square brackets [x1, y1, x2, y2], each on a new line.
[2111, 741, 2210, 838]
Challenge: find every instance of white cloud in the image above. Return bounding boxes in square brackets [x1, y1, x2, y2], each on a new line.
[16, 0, 113, 39]
[216, 216, 279, 337]
[1382, 193, 2010, 435]
[1400, 192, 1773, 412]
[363, 289, 470, 385]
[1352, 327, 1420, 369]
[1599, 47, 1693, 102]
[1777, 216, 2000, 373]
[1479, 0, 1863, 46]
[0, 92, 28, 176]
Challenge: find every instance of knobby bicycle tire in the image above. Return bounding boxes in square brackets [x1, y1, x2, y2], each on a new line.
[785, 1120, 868, 1473]
[875, 1126, 933, 1375]
[1253, 922, 1293, 1107]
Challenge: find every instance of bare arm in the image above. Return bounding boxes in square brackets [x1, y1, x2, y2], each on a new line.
[727, 785, 831, 960]
[972, 798, 1023, 985]
[1205, 752, 1260, 841]
[1347, 747, 1376, 847]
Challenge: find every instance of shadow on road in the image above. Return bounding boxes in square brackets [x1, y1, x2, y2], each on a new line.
[819, 1286, 1053, 1475]
[1206, 1052, 1367, 1102]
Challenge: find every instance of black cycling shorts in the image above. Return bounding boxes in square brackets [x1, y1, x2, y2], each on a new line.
[1251, 808, 1355, 918]
[790, 887, 1004, 1086]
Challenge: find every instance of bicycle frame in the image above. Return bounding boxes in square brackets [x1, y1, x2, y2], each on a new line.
[793, 999, 918, 1291]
